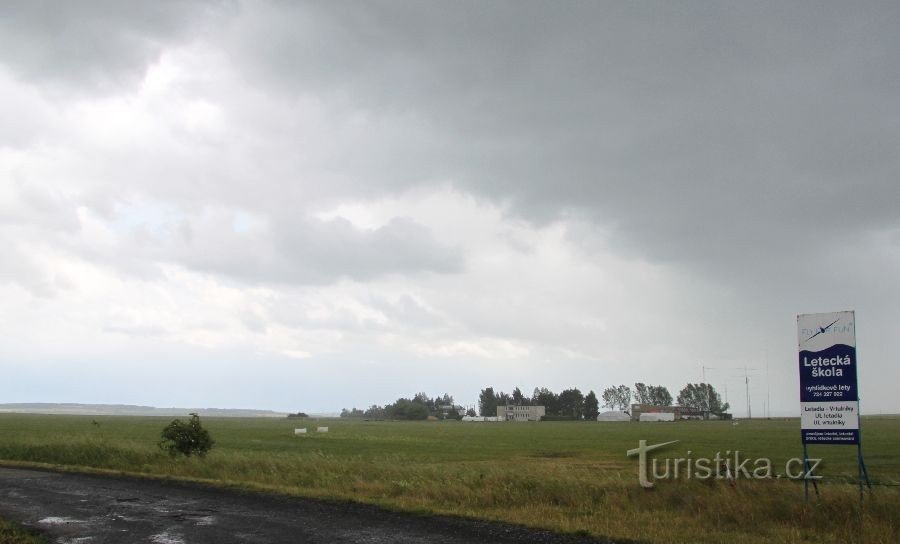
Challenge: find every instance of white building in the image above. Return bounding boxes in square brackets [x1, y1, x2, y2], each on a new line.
[596, 411, 630, 422]
[497, 405, 546, 421]
[639, 412, 675, 422]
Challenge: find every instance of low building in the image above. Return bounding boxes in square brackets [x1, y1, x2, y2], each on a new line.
[497, 405, 546, 421]
[596, 410, 631, 422]
[438, 404, 466, 418]
[630, 403, 703, 421]
[639, 412, 675, 422]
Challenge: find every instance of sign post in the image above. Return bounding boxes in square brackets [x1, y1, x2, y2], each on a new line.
[797, 310, 871, 500]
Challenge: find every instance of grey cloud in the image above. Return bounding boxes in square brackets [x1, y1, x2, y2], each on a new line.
[0, 240, 66, 297]
[221, 1, 900, 281]
[375, 293, 445, 329]
[3, 1, 897, 294]
[171, 212, 462, 285]
[0, 0, 224, 91]
[0, 180, 80, 232]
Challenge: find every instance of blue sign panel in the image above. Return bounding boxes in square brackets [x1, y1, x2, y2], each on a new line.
[797, 311, 859, 445]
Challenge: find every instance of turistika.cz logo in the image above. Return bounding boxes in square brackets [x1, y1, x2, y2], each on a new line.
[626, 440, 822, 488]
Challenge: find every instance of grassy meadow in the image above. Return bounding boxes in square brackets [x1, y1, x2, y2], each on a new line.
[0, 517, 44, 544]
[0, 413, 897, 544]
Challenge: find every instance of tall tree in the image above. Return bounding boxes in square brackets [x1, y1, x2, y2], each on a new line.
[601, 385, 632, 411]
[633, 383, 651, 404]
[558, 388, 585, 419]
[634, 383, 672, 406]
[583, 390, 600, 420]
[479, 387, 498, 417]
[512, 387, 525, 405]
[677, 383, 729, 416]
[532, 387, 559, 415]
[649, 386, 673, 407]
[413, 392, 434, 413]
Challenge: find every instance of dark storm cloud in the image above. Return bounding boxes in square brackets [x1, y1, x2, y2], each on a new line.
[223, 1, 900, 277]
[1, 1, 899, 413]
[0, 0, 223, 90]
[5, 1, 896, 285]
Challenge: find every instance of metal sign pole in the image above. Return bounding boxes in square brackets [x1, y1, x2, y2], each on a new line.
[855, 411, 872, 503]
[797, 311, 860, 502]
[803, 442, 809, 501]
[802, 441, 819, 500]
[854, 317, 872, 504]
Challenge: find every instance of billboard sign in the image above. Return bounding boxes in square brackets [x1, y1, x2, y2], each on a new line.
[797, 311, 859, 445]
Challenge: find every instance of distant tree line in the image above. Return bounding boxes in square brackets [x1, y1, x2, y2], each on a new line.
[340, 392, 470, 421]
[478, 386, 600, 420]
[339, 382, 729, 422]
[478, 382, 728, 420]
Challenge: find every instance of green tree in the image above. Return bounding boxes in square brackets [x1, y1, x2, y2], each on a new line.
[479, 387, 498, 417]
[601, 385, 631, 411]
[583, 390, 600, 420]
[633, 382, 650, 404]
[649, 385, 673, 406]
[158, 413, 214, 458]
[512, 387, 525, 405]
[385, 398, 430, 420]
[413, 392, 434, 413]
[677, 383, 729, 417]
[558, 388, 585, 419]
[532, 387, 559, 415]
[634, 383, 672, 406]
[364, 405, 385, 418]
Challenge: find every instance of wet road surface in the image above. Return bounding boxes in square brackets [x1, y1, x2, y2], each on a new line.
[0, 466, 628, 544]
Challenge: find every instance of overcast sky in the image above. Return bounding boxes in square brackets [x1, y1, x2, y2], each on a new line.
[1, 1, 898, 415]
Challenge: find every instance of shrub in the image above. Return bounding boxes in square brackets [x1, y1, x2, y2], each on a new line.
[158, 413, 214, 457]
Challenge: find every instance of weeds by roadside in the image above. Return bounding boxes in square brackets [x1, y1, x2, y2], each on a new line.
[0, 517, 44, 544]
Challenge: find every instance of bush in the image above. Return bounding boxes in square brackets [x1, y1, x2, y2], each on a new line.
[158, 413, 214, 457]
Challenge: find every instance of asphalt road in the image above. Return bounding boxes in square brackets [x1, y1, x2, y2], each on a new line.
[0, 466, 628, 544]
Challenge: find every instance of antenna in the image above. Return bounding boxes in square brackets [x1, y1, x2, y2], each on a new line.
[702, 366, 716, 420]
[745, 366, 751, 420]
[765, 350, 770, 419]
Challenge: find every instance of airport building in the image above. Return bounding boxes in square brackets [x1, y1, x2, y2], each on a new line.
[497, 405, 546, 421]
[630, 403, 702, 421]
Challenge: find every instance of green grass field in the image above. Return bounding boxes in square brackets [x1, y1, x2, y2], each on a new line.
[0, 414, 897, 544]
[0, 517, 44, 544]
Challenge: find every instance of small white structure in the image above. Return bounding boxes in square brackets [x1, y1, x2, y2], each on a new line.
[316, 426, 329, 432]
[462, 416, 485, 422]
[596, 411, 630, 422]
[640, 412, 675, 422]
[294, 428, 307, 434]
